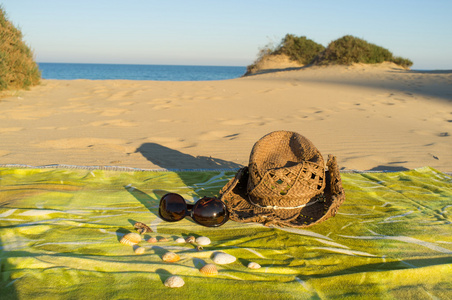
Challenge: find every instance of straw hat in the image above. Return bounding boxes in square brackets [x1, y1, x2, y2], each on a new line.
[219, 131, 345, 228]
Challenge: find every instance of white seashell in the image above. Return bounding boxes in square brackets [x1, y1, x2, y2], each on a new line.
[212, 252, 236, 265]
[247, 262, 261, 269]
[164, 276, 185, 288]
[195, 236, 211, 246]
[120, 233, 141, 246]
[176, 237, 186, 243]
[199, 263, 218, 276]
[134, 246, 145, 255]
[162, 251, 180, 263]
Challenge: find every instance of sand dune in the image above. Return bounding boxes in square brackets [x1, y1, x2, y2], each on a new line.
[1, 63, 451, 172]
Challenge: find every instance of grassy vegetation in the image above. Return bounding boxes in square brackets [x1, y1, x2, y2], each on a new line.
[247, 34, 413, 74]
[245, 34, 324, 74]
[314, 35, 413, 68]
[0, 6, 40, 92]
[274, 34, 325, 65]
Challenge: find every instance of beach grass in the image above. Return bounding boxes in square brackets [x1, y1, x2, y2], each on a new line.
[314, 35, 413, 68]
[0, 6, 41, 93]
[274, 34, 325, 65]
[247, 34, 413, 74]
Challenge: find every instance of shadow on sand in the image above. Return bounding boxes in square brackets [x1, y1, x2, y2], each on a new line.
[135, 143, 242, 170]
[244, 65, 452, 103]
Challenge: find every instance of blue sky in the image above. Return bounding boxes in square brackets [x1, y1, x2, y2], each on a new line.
[2, 0, 452, 69]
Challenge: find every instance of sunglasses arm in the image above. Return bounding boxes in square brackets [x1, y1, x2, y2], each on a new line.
[185, 203, 195, 217]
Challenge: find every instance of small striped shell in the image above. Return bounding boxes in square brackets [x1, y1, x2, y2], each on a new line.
[195, 236, 211, 246]
[120, 233, 141, 246]
[247, 262, 261, 269]
[147, 237, 157, 243]
[212, 252, 236, 264]
[164, 276, 185, 288]
[162, 251, 180, 263]
[199, 263, 218, 276]
[134, 246, 145, 255]
[134, 222, 152, 234]
[185, 236, 195, 243]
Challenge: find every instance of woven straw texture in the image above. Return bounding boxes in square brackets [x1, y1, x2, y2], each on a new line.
[248, 131, 325, 208]
[220, 131, 345, 228]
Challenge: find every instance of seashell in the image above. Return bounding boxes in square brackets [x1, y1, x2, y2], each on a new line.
[247, 262, 261, 269]
[176, 237, 186, 243]
[134, 222, 152, 234]
[162, 251, 180, 263]
[147, 237, 157, 243]
[196, 245, 203, 251]
[195, 236, 211, 246]
[164, 276, 185, 288]
[120, 233, 141, 246]
[158, 237, 169, 242]
[212, 252, 236, 265]
[185, 236, 195, 243]
[199, 263, 218, 276]
[134, 246, 145, 255]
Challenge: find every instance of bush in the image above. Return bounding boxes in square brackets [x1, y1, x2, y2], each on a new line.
[0, 6, 40, 92]
[274, 34, 325, 65]
[246, 34, 413, 75]
[391, 56, 413, 68]
[314, 35, 413, 68]
[245, 34, 324, 75]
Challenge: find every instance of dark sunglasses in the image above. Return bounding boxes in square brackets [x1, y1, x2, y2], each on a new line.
[158, 193, 229, 227]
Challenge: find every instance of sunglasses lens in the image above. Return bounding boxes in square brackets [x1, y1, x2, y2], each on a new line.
[192, 197, 228, 227]
[159, 193, 187, 222]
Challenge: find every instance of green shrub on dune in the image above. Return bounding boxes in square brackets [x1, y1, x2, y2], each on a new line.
[0, 6, 40, 92]
[245, 34, 324, 75]
[314, 35, 413, 68]
[274, 34, 325, 65]
[247, 34, 413, 74]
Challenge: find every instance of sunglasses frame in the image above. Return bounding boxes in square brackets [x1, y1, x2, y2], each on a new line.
[158, 193, 229, 227]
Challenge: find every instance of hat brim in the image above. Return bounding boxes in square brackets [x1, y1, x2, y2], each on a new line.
[220, 155, 345, 228]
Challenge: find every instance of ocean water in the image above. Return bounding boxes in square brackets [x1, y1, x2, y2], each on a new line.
[38, 63, 247, 81]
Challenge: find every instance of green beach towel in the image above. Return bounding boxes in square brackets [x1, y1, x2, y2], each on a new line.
[0, 166, 451, 299]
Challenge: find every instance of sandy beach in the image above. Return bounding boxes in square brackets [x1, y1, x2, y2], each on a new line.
[0, 63, 451, 172]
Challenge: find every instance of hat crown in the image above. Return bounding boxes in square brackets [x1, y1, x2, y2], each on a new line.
[247, 131, 325, 208]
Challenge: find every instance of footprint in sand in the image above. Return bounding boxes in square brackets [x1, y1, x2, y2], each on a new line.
[107, 90, 141, 101]
[99, 108, 129, 117]
[199, 131, 240, 141]
[294, 107, 333, 120]
[67, 96, 92, 102]
[0, 127, 24, 134]
[0, 150, 11, 157]
[37, 127, 68, 130]
[5, 109, 55, 120]
[34, 138, 127, 149]
[118, 101, 136, 106]
[157, 119, 182, 123]
[89, 119, 138, 127]
[220, 119, 267, 126]
[147, 98, 180, 110]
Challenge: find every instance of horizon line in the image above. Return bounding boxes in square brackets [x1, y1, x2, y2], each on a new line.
[37, 61, 248, 68]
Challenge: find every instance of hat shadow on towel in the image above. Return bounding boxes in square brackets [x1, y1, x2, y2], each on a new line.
[125, 143, 242, 222]
[136, 143, 242, 170]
